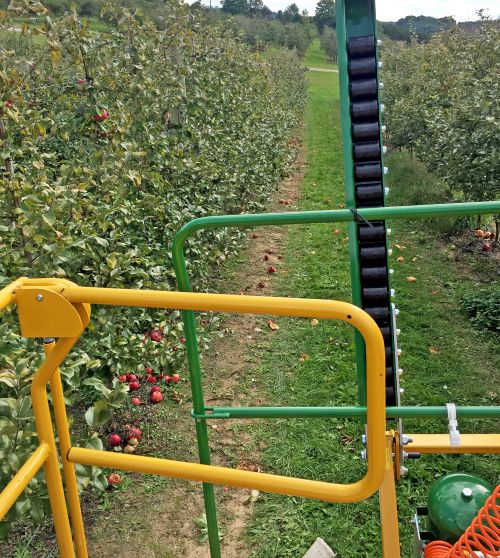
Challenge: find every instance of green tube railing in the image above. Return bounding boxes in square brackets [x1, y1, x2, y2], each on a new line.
[172, 200, 500, 558]
[192, 406, 500, 420]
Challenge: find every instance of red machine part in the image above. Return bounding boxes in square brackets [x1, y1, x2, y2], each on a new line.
[424, 485, 500, 557]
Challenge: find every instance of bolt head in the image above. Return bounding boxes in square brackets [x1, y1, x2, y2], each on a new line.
[400, 466, 408, 477]
[36, 294, 43, 301]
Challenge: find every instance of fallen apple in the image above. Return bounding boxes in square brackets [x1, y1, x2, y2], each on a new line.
[108, 434, 122, 447]
[107, 473, 122, 486]
[127, 427, 142, 441]
[150, 391, 163, 403]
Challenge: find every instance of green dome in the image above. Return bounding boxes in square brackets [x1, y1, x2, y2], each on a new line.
[427, 473, 493, 542]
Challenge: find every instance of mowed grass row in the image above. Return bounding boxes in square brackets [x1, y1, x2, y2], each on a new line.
[245, 42, 499, 558]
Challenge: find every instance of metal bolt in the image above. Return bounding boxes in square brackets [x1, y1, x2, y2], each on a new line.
[382, 125, 387, 133]
[395, 308, 400, 316]
[397, 348, 402, 356]
[400, 466, 408, 477]
[462, 488, 473, 501]
[383, 145, 388, 154]
[384, 187, 390, 195]
[398, 368, 404, 376]
[389, 268, 394, 274]
[402, 435, 413, 445]
[377, 39, 382, 46]
[383, 166, 389, 174]
[391, 289, 396, 297]
[387, 228, 392, 235]
[360, 449, 367, 460]
[400, 388, 405, 394]
[362, 434, 367, 445]
[380, 104, 385, 113]
[379, 81, 384, 89]
[36, 294, 43, 301]
[378, 61, 383, 68]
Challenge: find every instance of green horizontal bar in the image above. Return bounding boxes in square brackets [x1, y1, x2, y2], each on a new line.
[192, 405, 500, 420]
[173, 201, 500, 248]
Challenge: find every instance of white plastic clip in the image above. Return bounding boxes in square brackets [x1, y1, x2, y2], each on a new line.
[446, 403, 460, 446]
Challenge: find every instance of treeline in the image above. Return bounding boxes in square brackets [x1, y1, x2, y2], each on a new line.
[381, 21, 499, 236]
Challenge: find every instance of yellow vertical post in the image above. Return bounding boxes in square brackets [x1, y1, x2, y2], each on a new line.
[379, 433, 401, 558]
[32, 337, 78, 558]
[45, 340, 88, 558]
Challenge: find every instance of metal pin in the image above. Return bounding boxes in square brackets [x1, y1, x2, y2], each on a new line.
[36, 294, 44, 301]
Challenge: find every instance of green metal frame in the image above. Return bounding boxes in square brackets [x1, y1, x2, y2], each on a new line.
[172, 200, 500, 558]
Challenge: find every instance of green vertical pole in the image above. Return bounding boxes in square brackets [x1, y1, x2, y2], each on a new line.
[172, 249, 221, 558]
[336, 0, 367, 406]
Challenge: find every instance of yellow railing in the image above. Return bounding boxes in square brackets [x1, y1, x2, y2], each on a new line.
[0, 278, 387, 558]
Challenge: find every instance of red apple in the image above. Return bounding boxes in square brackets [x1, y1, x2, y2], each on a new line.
[108, 434, 122, 447]
[127, 427, 142, 441]
[150, 330, 162, 342]
[145, 367, 153, 375]
[129, 380, 140, 391]
[172, 373, 181, 383]
[150, 386, 161, 393]
[165, 375, 172, 383]
[147, 375, 157, 383]
[118, 375, 127, 382]
[482, 243, 492, 252]
[131, 397, 141, 406]
[107, 473, 122, 486]
[475, 229, 485, 238]
[268, 266, 277, 274]
[150, 391, 163, 403]
[179, 337, 186, 344]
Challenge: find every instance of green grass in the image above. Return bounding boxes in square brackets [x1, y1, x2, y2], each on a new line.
[245, 43, 499, 558]
[303, 38, 338, 70]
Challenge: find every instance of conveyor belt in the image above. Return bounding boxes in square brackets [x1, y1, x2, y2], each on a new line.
[347, 35, 398, 405]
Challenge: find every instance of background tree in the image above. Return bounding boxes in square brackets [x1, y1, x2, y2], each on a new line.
[320, 26, 337, 62]
[221, 0, 248, 15]
[281, 3, 301, 23]
[314, 0, 335, 31]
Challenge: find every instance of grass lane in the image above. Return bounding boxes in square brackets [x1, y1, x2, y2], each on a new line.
[245, 41, 499, 558]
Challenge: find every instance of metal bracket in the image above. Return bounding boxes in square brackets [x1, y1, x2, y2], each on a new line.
[15, 285, 90, 338]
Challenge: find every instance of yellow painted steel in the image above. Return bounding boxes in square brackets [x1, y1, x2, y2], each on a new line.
[45, 342, 88, 558]
[0, 443, 49, 521]
[0, 277, 27, 310]
[14, 281, 387, 503]
[31, 336, 79, 558]
[68, 445, 370, 503]
[405, 434, 500, 454]
[379, 434, 401, 558]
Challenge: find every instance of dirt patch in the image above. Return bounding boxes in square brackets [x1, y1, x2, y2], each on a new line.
[84, 140, 305, 558]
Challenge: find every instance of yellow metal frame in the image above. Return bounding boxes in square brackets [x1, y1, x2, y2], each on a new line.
[0, 278, 387, 558]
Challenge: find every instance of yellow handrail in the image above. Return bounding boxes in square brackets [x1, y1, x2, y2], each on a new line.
[0, 278, 388, 557]
[0, 443, 49, 521]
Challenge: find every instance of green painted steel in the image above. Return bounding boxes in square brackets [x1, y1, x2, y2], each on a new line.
[173, 202, 500, 249]
[336, 0, 367, 405]
[191, 406, 500, 419]
[427, 473, 493, 542]
[173, 263, 221, 555]
[173, 199, 500, 557]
